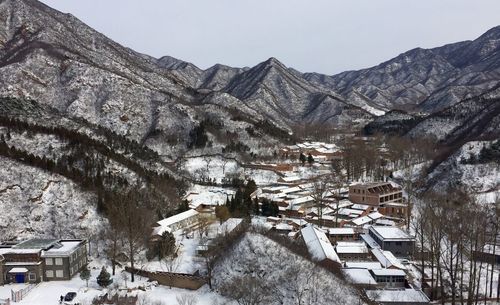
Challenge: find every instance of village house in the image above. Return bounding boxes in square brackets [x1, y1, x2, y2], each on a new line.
[342, 268, 378, 288]
[473, 243, 500, 265]
[366, 288, 430, 305]
[370, 269, 406, 288]
[152, 209, 200, 238]
[0, 239, 87, 284]
[300, 225, 341, 269]
[368, 226, 415, 257]
[371, 248, 406, 270]
[349, 182, 403, 206]
[335, 241, 371, 261]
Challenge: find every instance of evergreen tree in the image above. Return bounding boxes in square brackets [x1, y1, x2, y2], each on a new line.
[80, 265, 91, 287]
[97, 267, 112, 288]
[261, 199, 280, 217]
[157, 231, 176, 259]
[215, 205, 231, 224]
[252, 197, 260, 215]
[307, 153, 314, 165]
[299, 153, 306, 165]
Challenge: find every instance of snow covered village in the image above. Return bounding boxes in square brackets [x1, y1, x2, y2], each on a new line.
[1, 1, 500, 305]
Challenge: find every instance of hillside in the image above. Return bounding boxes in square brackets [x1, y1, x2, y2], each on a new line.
[213, 232, 366, 305]
[305, 26, 500, 114]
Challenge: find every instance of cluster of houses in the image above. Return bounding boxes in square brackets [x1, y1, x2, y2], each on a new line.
[279, 141, 343, 162]
[162, 175, 428, 304]
[0, 239, 87, 285]
[253, 180, 408, 228]
[249, 178, 429, 305]
[298, 223, 429, 304]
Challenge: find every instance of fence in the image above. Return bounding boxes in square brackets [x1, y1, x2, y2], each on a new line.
[0, 298, 10, 305]
[11, 284, 37, 302]
[125, 267, 207, 290]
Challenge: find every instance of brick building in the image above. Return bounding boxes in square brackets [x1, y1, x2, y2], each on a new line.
[349, 182, 403, 206]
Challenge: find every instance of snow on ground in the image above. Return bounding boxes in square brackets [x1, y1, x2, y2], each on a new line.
[184, 156, 238, 183]
[141, 228, 204, 274]
[142, 220, 242, 275]
[213, 232, 365, 305]
[428, 141, 500, 199]
[0, 156, 105, 240]
[241, 168, 280, 185]
[187, 184, 235, 205]
[184, 155, 281, 186]
[0, 260, 232, 305]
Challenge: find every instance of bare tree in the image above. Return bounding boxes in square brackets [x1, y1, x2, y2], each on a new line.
[176, 294, 198, 305]
[203, 155, 213, 174]
[103, 224, 122, 276]
[329, 160, 347, 227]
[113, 190, 154, 282]
[310, 178, 329, 227]
[219, 275, 271, 305]
[221, 158, 230, 175]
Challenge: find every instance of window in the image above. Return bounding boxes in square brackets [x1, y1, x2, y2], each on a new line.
[46, 270, 54, 278]
[395, 241, 402, 246]
[55, 258, 63, 265]
[29, 273, 36, 281]
[55, 270, 64, 278]
[45, 258, 53, 265]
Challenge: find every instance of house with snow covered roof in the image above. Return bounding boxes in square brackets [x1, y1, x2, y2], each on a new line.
[368, 226, 415, 257]
[370, 268, 406, 288]
[153, 209, 200, 237]
[335, 241, 371, 260]
[342, 268, 378, 287]
[366, 288, 430, 305]
[327, 227, 361, 242]
[371, 248, 406, 270]
[0, 239, 87, 284]
[300, 225, 341, 269]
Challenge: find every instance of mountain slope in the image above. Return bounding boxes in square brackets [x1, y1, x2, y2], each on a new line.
[221, 57, 373, 126]
[305, 26, 500, 113]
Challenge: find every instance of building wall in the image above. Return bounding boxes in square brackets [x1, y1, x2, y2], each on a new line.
[369, 230, 414, 257]
[382, 240, 414, 257]
[3, 264, 43, 284]
[0, 260, 3, 285]
[125, 267, 207, 290]
[44, 243, 87, 281]
[337, 252, 371, 261]
[349, 185, 403, 206]
[328, 233, 360, 243]
[373, 275, 405, 288]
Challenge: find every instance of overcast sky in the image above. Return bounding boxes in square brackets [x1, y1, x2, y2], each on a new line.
[40, 0, 500, 74]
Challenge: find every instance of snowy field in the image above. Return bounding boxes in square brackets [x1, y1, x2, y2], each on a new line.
[183, 156, 282, 186]
[0, 261, 232, 305]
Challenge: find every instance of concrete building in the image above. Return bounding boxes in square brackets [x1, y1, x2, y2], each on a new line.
[370, 269, 406, 288]
[153, 209, 200, 238]
[335, 241, 371, 261]
[368, 226, 415, 257]
[0, 239, 87, 283]
[349, 182, 403, 206]
[366, 289, 430, 305]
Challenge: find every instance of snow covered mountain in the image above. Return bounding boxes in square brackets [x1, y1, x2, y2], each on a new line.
[305, 26, 500, 114]
[0, 0, 499, 234]
[0, 0, 377, 161]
